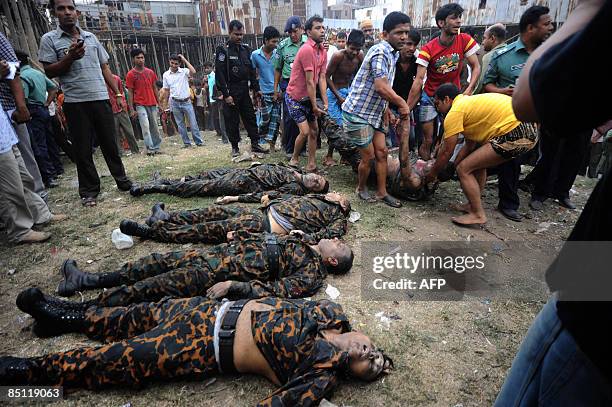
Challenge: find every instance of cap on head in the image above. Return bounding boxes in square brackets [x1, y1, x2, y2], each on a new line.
[285, 16, 303, 33]
[360, 19, 373, 30]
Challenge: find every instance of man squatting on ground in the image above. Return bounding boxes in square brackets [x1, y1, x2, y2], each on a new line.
[423, 84, 538, 225]
[2, 294, 392, 405]
[120, 192, 350, 245]
[128, 162, 328, 200]
[19, 232, 353, 317]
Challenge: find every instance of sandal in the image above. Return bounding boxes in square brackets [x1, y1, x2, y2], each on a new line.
[378, 194, 402, 208]
[81, 197, 97, 207]
[357, 190, 377, 203]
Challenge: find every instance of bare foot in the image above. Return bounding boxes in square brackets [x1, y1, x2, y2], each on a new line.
[323, 157, 337, 167]
[304, 166, 318, 173]
[288, 159, 300, 167]
[451, 212, 487, 226]
[449, 202, 471, 213]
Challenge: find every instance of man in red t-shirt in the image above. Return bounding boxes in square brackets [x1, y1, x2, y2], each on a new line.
[106, 74, 139, 155]
[126, 48, 162, 155]
[407, 3, 480, 159]
[285, 15, 329, 173]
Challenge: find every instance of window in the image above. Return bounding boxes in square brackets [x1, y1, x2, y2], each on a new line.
[479, 0, 486, 9]
[520, 0, 528, 4]
[383, 8, 387, 14]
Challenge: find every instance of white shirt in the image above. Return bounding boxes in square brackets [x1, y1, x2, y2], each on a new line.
[327, 45, 338, 67]
[162, 67, 191, 100]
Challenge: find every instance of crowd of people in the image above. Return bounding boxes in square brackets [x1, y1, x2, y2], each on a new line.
[1, 0, 611, 404]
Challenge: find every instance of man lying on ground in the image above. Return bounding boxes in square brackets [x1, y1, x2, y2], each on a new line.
[423, 83, 538, 225]
[129, 162, 328, 200]
[120, 192, 350, 244]
[320, 112, 433, 201]
[43, 232, 352, 312]
[3, 295, 393, 405]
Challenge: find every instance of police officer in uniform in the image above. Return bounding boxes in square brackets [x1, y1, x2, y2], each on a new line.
[215, 20, 268, 157]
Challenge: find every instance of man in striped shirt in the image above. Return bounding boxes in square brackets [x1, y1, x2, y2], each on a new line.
[341, 12, 413, 208]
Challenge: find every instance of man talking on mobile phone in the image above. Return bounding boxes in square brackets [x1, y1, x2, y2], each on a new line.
[38, 0, 132, 208]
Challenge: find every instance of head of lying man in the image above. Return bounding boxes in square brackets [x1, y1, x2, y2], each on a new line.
[333, 331, 394, 380]
[324, 192, 351, 214]
[302, 173, 329, 193]
[316, 238, 354, 274]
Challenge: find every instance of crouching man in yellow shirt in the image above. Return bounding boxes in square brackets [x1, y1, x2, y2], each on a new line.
[424, 83, 538, 225]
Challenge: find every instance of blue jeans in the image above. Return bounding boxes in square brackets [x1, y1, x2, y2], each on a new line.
[136, 105, 162, 152]
[172, 100, 203, 146]
[495, 296, 612, 406]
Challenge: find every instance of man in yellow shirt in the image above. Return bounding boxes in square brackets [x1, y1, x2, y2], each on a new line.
[424, 83, 537, 225]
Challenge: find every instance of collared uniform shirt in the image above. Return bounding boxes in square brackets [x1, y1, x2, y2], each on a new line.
[475, 42, 506, 93]
[19, 65, 58, 106]
[483, 38, 530, 89]
[162, 67, 191, 100]
[215, 42, 259, 97]
[342, 40, 399, 128]
[38, 27, 110, 103]
[251, 46, 279, 94]
[275, 35, 307, 80]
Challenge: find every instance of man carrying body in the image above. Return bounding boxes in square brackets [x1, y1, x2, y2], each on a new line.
[5, 295, 392, 405]
[215, 20, 267, 157]
[119, 192, 349, 244]
[251, 26, 281, 151]
[39, 0, 132, 207]
[342, 12, 416, 208]
[407, 3, 481, 160]
[43, 233, 353, 309]
[162, 54, 204, 148]
[15, 50, 63, 188]
[423, 84, 538, 225]
[474, 24, 506, 94]
[274, 16, 307, 157]
[483, 7, 552, 221]
[126, 48, 162, 154]
[286, 15, 328, 173]
[106, 72, 140, 156]
[128, 162, 328, 199]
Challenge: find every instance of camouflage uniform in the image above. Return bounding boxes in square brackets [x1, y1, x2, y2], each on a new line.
[93, 232, 327, 307]
[136, 163, 309, 200]
[10, 297, 353, 405]
[148, 194, 349, 244]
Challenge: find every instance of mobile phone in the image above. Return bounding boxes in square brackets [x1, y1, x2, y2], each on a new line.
[76, 39, 85, 46]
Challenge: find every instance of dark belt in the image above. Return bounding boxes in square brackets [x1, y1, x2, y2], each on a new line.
[265, 233, 280, 280]
[172, 96, 190, 102]
[218, 298, 249, 374]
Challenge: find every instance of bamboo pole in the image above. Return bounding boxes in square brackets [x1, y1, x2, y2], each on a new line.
[7, 0, 29, 51]
[17, 0, 39, 59]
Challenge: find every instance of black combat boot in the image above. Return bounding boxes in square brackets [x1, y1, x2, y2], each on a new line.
[16, 288, 87, 337]
[0, 356, 43, 385]
[57, 259, 121, 297]
[146, 202, 170, 226]
[120, 219, 152, 239]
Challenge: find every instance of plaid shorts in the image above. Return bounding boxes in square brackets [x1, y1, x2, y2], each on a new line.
[342, 111, 385, 149]
[490, 122, 539, 159]
[285, 93, 315, 124]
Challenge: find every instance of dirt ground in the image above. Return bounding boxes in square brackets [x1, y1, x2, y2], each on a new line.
[0, 132, 595, 406]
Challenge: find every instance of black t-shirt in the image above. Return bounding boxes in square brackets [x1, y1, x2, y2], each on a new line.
[532, 0, 612, 382]
[391, 56, 417, 110]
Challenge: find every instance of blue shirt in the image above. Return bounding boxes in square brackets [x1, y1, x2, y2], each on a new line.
[251, 46, 279, 94]
[342, 41, 399, 128]
[0, 101, 18, 154]
[207, 71, 216, 103]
